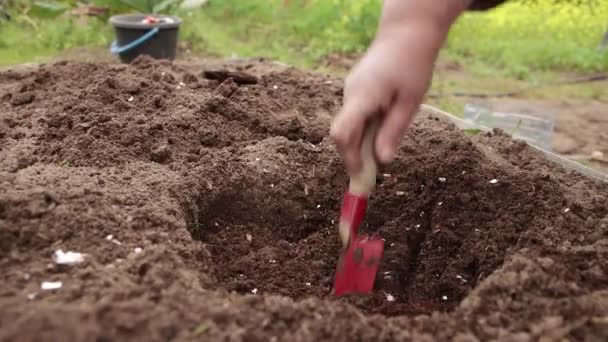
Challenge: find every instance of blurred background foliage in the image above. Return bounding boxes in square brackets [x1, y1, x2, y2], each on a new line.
[0, 0, 607, 76]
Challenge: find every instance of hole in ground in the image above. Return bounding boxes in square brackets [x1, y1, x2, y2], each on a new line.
[184, 131, 555, 316]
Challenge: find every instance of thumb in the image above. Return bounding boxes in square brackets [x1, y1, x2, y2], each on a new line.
[375, 97, 416, 164]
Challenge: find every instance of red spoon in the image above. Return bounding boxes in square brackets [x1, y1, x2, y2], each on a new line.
[333, 122, 384, 296]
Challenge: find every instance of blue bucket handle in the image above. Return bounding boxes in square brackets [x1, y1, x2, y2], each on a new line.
[110, 26, 160, 55]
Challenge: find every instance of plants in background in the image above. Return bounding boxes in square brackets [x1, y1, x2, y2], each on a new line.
[3, 0, 184, 19]
[117, 0, 184, 14]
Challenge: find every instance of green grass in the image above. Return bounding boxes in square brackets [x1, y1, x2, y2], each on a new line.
[178, 0, 608, 76]
[0, 18, 111, 67]
[447, 1, 608, 76]
[1, 0, 607, 77]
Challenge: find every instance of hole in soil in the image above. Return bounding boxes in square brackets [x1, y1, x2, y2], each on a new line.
[183, 131, 540, 317]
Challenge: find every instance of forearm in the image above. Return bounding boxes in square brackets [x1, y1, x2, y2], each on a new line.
[375, 0, 472, 50]
[369, 0, 472, 89]
[378, 0, 472, 34]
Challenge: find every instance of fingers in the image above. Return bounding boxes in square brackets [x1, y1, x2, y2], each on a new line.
[330, 96, 375, 175]
[375, 96, 416, 164]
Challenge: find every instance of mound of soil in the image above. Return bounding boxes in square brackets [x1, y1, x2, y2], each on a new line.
[1, 56, 607, 341]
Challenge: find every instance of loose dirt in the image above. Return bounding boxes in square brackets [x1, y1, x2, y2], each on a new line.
[1, 57, 607, 341]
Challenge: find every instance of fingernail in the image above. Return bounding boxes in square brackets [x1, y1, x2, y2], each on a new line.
[379, 146, 395, 163]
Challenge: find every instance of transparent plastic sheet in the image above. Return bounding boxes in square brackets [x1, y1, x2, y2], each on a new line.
[462, 104, 555, 151]
[421, 104, 608, 184]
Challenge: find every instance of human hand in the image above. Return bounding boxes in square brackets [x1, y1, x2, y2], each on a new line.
[330, 0, 468, 175]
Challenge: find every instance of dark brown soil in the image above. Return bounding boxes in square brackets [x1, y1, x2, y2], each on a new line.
[1, 56, 607, 341]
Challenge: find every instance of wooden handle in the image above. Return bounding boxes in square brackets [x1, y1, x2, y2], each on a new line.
[348, 120, 379, 196]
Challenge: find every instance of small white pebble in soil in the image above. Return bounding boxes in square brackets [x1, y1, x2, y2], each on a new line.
[438, 202, 443, 206]
[23, 273, 31, 280]
[134, 247, 143, 254]
[105, 235, 113, 241]
[415, 224, 421, 229]
[564, 208, 570, 213]
[263, 169, 268, 173]
[475, 229, 481, 232]
[331, 219, 335, 225]
[396, 191, 405, 196]
[384, 271, 391, 275]
[305, 282, 311, 286]
[53, 249, 85, 265]
[111, 239, 122, 246]
[421, 184, 425, 190]
[462, 171, 466, 175]
[27, 293, 37, 300]
[438, 177, 446, 183]
[456, 275, 468, 283]
[316, 204, 321, 209]
[270, 184, 274, 188]
[489, 179, 499, 184]
[251, 288, 258, 294]
[269, 259, 276, 264]
[161, 72, 166, 76]
[128, 96, 134, 102]
[383, 173, 391, 178]
[179, 82, 186, 87]
[255, 157, 260, 162]
[273, 85, 278, 90]
[126, 215, 133, 223]
[390, 243, 395, 247]
[214, 222, 219, 227]
[246, 234, 252, 242]
[442, 295, 448, 301]
[386, 294, 395, 302]
[41, 281, 62, 291]
[419, 211, 424, 217]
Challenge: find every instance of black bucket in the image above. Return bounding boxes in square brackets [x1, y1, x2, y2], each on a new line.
[109, 14, 182, 63]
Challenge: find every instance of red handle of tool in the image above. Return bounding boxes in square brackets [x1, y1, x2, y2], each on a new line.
[340, 191, 368, 238]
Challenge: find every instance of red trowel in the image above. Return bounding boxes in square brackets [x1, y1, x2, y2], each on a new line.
[333, 122, 384, 296]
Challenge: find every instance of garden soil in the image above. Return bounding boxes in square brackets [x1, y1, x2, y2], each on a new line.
[1, 56, 607, 341]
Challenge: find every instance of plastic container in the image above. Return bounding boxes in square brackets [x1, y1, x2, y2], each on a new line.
[109, 14, 182, 63]
[463, 103, 555, 151]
